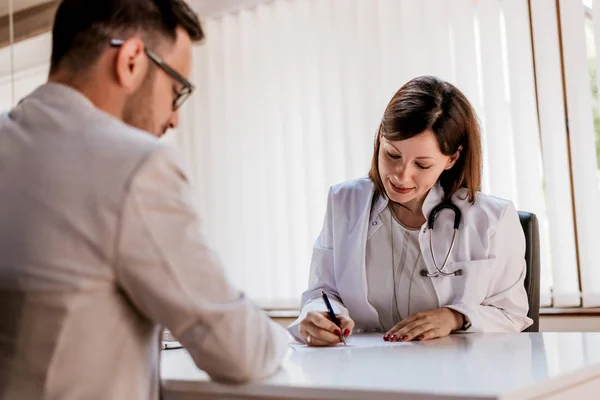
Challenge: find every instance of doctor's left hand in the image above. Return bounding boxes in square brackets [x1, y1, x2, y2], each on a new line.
[384, 307, 463, 342]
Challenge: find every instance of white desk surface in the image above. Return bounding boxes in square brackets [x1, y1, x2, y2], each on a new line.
[161, 332, 600, 400]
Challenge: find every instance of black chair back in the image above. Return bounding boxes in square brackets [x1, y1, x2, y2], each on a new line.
[518, 211, 540, 332]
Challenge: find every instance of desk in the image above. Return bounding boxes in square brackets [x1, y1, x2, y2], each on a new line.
[161, 332, 600, 400]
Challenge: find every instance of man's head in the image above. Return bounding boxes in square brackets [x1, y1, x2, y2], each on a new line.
[49, 0, 204, 137]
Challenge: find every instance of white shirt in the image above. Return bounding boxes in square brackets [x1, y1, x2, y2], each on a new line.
[365, 207, 438, 330]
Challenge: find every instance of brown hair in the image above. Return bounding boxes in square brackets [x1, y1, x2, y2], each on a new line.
[50, 0, 204, 75]
[368, 75, 482, 204]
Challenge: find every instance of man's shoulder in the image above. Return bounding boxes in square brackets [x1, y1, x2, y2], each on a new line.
[93, 113, 163, 155]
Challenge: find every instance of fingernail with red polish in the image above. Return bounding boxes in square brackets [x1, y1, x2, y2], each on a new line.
[383, 334, 389, 341]
[334, 329, 341, 336]
[344, 329, 350, 337]
[401, 335, 408, 341]
[390, 335, 397, 341]
[418, 335, 424, 340]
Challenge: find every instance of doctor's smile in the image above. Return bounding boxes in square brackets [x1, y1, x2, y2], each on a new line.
[388, 180, 414, 195]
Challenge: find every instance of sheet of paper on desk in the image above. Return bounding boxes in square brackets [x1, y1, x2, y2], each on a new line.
[162, 340, 182, 350]
[289, 333, 412, 351]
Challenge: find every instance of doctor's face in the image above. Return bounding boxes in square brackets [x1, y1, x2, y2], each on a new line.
[378, 130, 458, 211]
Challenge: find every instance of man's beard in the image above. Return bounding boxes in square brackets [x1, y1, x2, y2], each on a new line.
[122, 75, 166, 137]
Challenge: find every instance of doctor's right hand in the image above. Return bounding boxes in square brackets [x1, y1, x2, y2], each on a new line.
[299, 311, 354, 347]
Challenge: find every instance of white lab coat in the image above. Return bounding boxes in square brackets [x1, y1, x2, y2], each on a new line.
[287, 178, 532, 341]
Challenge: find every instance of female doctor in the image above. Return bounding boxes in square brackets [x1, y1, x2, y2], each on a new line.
[287, 75, 532, 346]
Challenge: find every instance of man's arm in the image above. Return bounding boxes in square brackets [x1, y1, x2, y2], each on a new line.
[114, 146, 289, 383]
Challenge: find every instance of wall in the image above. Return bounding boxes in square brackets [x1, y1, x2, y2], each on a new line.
[0, 31, 49, 77]
[540, 315, 600, 332]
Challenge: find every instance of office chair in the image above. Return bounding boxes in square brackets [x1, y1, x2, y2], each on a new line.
[518, 211, 540, 332]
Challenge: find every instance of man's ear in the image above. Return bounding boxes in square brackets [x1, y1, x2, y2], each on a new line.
[445, 146, 462, 170]
[114, 38, 149, 93]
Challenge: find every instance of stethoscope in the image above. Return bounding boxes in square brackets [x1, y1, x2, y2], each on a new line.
[419, 200, 464, 278]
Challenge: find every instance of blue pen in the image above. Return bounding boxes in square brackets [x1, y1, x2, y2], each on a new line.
[321, 290, 347, 345]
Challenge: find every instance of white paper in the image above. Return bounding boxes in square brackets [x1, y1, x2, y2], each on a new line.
[162, 340, 182, 350]
[289, 333, 412, 351]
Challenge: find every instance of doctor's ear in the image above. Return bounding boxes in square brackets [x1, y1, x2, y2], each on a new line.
[445, 146, 462, 170]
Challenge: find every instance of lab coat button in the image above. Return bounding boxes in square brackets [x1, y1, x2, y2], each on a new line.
[372, 221, 378, 226]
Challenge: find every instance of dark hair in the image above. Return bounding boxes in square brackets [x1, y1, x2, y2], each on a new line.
[50, 0, 204, 74]
[368, 75, 482, 204]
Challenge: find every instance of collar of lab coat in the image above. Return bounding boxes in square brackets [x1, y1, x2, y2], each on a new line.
[369, 182, 446, 225]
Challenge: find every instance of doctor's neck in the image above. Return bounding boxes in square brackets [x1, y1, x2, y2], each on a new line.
[389, 195, 427, 229]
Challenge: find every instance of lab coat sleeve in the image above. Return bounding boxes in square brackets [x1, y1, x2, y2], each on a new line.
[445, 202, 533, 332]
[287, 187, 349, 342]
[114, 146, 289, 383]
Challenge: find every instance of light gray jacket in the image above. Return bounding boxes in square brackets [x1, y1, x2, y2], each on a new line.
[0, 83, 288, 400]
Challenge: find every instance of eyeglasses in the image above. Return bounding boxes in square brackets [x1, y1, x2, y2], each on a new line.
[109, 39, 195, 111]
